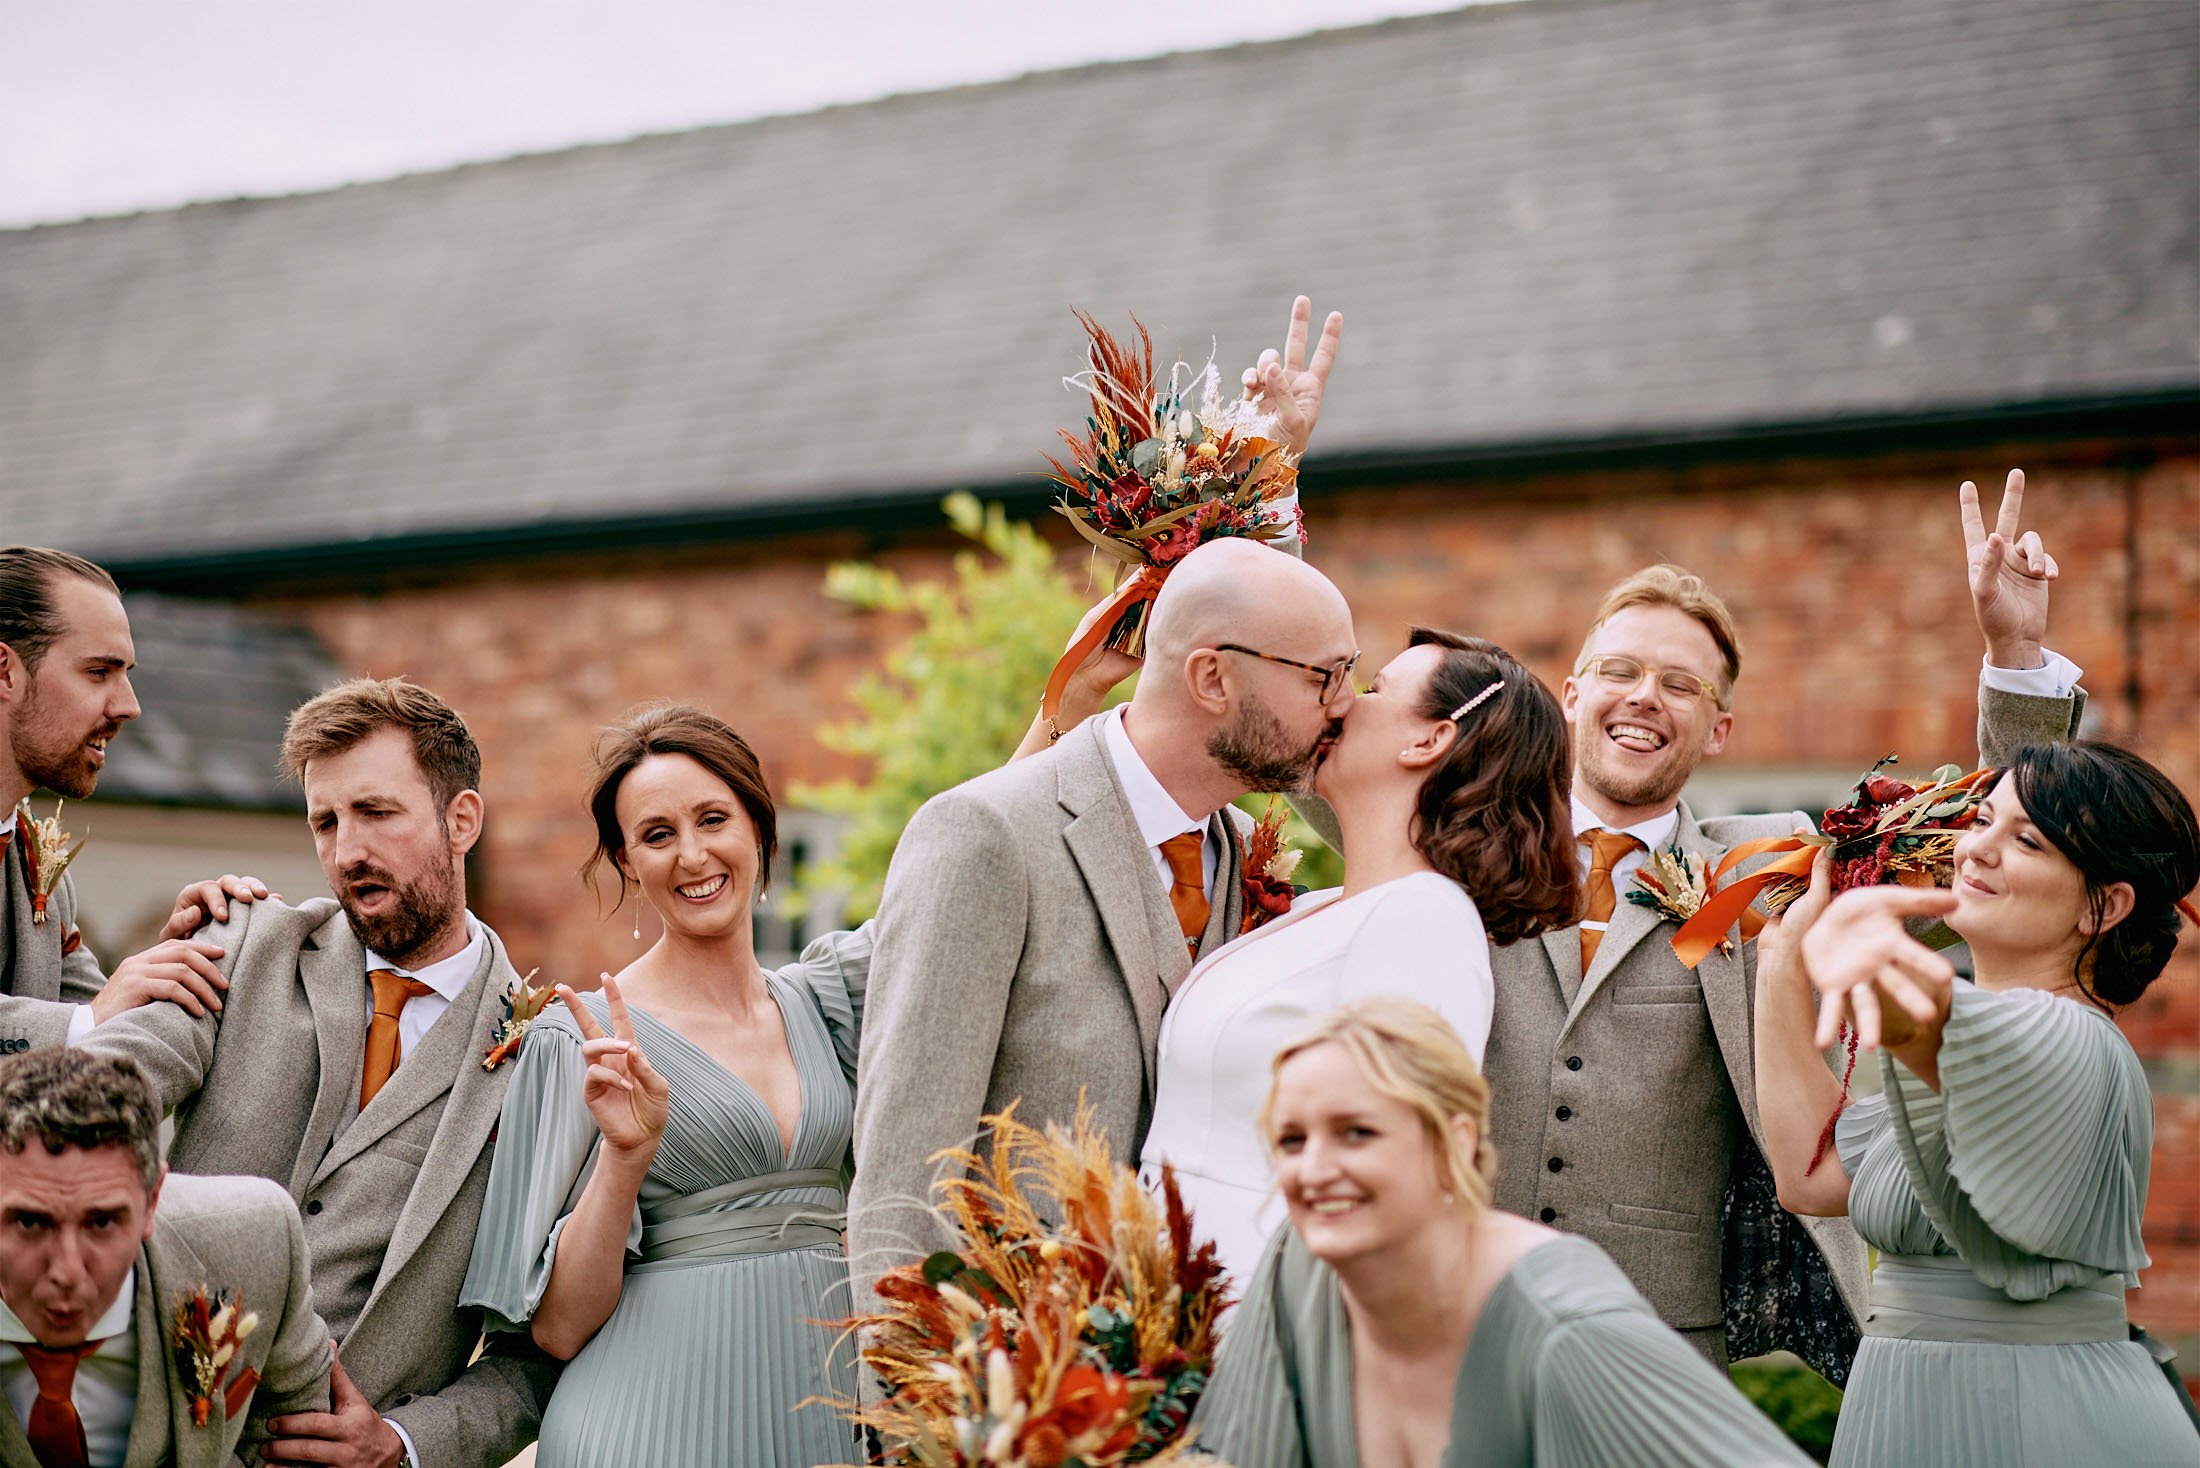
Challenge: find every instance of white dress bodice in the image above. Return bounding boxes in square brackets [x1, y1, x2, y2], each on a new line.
[1139, 870, 1496, 1288]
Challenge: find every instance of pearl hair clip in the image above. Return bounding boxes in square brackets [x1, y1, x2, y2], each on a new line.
[1450, 680, 1504, 720]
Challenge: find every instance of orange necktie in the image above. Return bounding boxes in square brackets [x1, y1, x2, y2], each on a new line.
[19, 1339, 102, 1468]
[361, 969, 434, 1109]
[1159, 831, 1211, 954]
[1578, 829, 1644, 976]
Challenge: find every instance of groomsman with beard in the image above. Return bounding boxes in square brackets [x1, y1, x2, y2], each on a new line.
[0, 1048, 331, 1468]
[86, 679, 558, 1468]
[0, 548, 269, 1053]
[850, 536, 1360, 1290]
[849, 300, 1344, 1294]
[1480, 472, 2085, 1371]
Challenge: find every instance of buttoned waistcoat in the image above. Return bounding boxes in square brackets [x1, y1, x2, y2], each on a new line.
[83, 898, 556, 1468]
[0, 821, 104, 1053]
[850, 719, 1250, 1295]
[0, 1172, 331, 1468]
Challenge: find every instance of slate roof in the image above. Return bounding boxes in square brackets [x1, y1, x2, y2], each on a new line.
[0, 0, 2192, 571]
[96, 595, 343, 810]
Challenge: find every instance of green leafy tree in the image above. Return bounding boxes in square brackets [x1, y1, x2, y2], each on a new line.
[795, 493, 1343, 920]
[794, 494, 1105, 919]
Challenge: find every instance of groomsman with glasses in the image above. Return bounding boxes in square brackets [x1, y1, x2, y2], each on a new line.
[1481, 472, 2085, 1373]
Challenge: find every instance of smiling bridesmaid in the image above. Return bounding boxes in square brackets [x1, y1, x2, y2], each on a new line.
[459, 704, 872, 1467]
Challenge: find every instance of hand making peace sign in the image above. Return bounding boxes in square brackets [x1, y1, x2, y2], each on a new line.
[1960, 468, 2058, 671]
[558, 975, 670, 1159]
[1241, 295, 1344, 460]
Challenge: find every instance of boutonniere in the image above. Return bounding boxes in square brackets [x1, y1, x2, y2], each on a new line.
[1239, 798, 1301, 935]
[482, 968, 556, 1071]
[173, 1286, 260, 1427]
[14, 798, 87, 927]
[1628, 845, 1735, 958]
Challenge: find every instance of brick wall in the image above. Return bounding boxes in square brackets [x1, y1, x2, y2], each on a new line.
[258, 434, 2200, 1345]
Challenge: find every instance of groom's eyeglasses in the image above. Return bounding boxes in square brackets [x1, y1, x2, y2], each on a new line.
[1215, 644, 1361, 703]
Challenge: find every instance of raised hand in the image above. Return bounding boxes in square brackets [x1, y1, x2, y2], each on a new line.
[1239, 295, 1344, 459]
[1803, 885, 1959, 1055]
[1959, 469, 2057, 670]
[559, 976, 669, 1159]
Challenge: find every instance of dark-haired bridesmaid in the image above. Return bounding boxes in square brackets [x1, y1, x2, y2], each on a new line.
[1756, 740, 2200, 1466]
[461, 705, 872, 1467]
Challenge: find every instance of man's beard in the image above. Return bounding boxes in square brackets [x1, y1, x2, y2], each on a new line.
[1209, 699, 1335, 794]
[10, 677, 111, 800]
[337, 858, 462, 965]
[1574, 721, 1697, 812]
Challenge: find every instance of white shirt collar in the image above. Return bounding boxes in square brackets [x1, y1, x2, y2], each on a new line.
[1097, 707, 1205, 851]
[0, 810, 14, 841]
[0, 1270, 135, 1346]
[364, 911, 484, 1003]
[1571, 793, 1680, 855]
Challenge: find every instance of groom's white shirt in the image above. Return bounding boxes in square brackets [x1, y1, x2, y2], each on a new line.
[1099, 706, 1219, 897]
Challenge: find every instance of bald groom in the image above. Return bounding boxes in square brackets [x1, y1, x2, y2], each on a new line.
[849, 539, 1359, 1286]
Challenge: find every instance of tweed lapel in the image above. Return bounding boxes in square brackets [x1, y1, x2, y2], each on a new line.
[1, 824, 59, 1002]
[0, 1343, 30, 1466]
[1054, 725, 1173, 1094]
[1539, 918, 1581, 1005]
[314, 925, 496, 1180]
[1674, 805, 1764, 1136]
[1194, 808, 1245, 974]
[291, 914, 370, 1197]
[121, 1245, 176, 1468]
[355, 929, 511, 1319]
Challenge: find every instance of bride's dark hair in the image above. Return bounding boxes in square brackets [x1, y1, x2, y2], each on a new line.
[1406, 628, 1578, 944]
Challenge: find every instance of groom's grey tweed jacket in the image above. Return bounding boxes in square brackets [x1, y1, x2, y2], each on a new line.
[849, 716, 1252, 1299]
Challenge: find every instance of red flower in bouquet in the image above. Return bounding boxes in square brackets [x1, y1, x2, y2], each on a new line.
[1037, 312, 1304, 728]
[1147, 522, 1200, 567]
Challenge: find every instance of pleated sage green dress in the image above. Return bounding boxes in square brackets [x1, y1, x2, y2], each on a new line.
[1191, 1229, 1809, 1466]
[1830, 982, 2200, 1467]
[460, 933, 870, 1468]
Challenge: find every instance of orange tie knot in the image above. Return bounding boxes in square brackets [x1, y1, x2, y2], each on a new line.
[1159, 831, 1210, 953]
[361, 969, 435, 1109]
[1577, 829, 1646, 977]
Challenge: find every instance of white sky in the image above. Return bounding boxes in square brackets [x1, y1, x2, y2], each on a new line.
[2, 0, 1484, 228]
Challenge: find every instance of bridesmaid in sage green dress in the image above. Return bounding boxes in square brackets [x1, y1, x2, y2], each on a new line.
[1192, 998, 1808, 1468]
[1756, 742, 2200, 1467]
[459, 707, 872, 1467]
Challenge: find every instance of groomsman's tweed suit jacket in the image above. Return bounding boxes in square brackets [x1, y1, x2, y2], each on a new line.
[0, 1172, 332, 1468]
[85, 899, 556, 1468]
[0, 823, 103, 1053]
[850, 717, 1252, 1296]
[1485, 683, 2083, 1349]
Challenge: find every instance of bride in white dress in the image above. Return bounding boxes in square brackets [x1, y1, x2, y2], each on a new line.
[1140, 629, 1580, 1286]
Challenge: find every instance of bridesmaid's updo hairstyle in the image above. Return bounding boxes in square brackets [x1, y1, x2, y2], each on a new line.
[582, 703, 780, 908]
[2002, 740, 2199, 1008]
[1262, 998, 1498, 1211]
[1405, 628, 1579, 945]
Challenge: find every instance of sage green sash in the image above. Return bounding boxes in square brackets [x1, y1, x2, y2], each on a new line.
[1864, 1253, 2127, 1345]
[632, 1166, 845, 1272]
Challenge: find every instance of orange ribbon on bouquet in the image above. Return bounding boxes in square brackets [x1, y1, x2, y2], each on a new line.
[1667, 836, 1814, 968]
[1668, 767, 1996, 969]
[1039, 564, 1167, 729]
